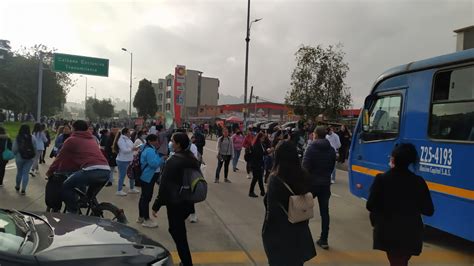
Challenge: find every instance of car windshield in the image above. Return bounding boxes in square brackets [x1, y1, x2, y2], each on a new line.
[0, 210, 35, 255]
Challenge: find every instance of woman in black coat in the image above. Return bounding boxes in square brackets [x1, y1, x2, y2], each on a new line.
[366, 143, 434, 266]
[249, 132, 267, 197]
[152, 132, 200, 266]
[262, 140, 316, 265]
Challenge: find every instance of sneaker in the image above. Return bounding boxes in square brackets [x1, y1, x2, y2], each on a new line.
[235, 168, 239, 171]
[128, 188, 140, 194]
[116, 190, 127, 196]
[317, 239, 329, 249]
[0, 183, 3, 187]
[105, 182, 113, 187]
[214, 179, 219, 183]
[260, 191, 266, 197]
[136, 217, 145, 224]
[189, 213, 198, 223]
[247, 175, 251, 179]
[331, 180, 335, 184]
[15, 186, 20, 192]
[29, 171, 36, 177]
[224, 179, 232, 183]
[249, 192, 258, 198]
[142, 219, 159, 228]
[20, 190, 26, 195]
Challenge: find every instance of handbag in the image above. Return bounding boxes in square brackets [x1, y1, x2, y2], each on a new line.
[2, 139, 14, 161]
[279, 179, 314, 224]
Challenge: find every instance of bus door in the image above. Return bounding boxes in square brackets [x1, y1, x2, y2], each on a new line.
[350, 90, 406, 199]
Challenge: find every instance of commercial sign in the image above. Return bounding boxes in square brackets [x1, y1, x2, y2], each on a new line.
[174, 65, 186, 125]
[53, 53, 109, 77]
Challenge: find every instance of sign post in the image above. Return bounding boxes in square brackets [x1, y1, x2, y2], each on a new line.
[174, 65, 186, 126]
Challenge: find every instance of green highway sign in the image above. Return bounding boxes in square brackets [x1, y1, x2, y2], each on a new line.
[53, 53, 109, 77]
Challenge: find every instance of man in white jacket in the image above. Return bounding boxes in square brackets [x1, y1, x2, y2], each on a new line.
[325, 126, 341, 184]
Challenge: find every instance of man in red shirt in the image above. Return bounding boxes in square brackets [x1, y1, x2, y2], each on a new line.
[47, 120, 110, 213]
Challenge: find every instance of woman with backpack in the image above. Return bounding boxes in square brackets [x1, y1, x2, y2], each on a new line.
[113, 127, 139, 196]
[152, 132, 200, 266]
[262, 140, 316, 265]
[137, 134, 166, 228]
[31, 123, 48, 176]
[214, 127, 233, 183]
[12, 124, 37, 195]
[0, 126, 13, 187]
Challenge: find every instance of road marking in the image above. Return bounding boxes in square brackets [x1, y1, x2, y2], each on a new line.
[6, 163, 16, 170]
[332, 193, 342, 198]
[169, 250, 474, 264]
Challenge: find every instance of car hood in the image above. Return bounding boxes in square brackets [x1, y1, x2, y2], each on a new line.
[31, 212, 168, 262]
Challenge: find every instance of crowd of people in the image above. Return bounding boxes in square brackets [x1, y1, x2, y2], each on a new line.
[0, 118, 434, 266]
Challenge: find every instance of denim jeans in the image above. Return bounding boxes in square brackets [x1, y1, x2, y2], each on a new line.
[31, 150, 42, 171]
[116, 160, 134, 191]
[108, 166, 116, 183]
[15, 157, 33, 191]
[62, 169, 110, 213]
[232, 149, 242, 170]
[312, 185, 331, 241]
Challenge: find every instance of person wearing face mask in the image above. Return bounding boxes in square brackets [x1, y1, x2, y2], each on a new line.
[136, 134, 166, 228]
[134, 130, 147, 150]
[113, 127, 139, 196]
[367, 143, 434, 266]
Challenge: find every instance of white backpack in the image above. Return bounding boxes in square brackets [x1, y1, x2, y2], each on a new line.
[279, 179, 314, 224]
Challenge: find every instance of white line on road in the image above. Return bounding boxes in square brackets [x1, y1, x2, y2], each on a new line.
[6, 163, 16, 170]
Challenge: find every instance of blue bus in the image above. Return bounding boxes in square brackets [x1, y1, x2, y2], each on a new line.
[349, 48, 474, 241]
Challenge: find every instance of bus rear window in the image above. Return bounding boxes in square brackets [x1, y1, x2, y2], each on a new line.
[429, 66, 474, 142]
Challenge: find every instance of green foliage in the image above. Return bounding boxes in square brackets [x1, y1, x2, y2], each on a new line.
[285, 44, 352, 119]
[133, 79, 157, 119]
[0, 43, 73, 117]
[85, 97, 115, 121]
[2, 122, 34, 140]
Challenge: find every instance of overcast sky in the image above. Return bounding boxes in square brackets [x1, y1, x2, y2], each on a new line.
[1, 0, 473, 108]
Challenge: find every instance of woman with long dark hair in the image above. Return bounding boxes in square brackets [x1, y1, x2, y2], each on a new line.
[114, 127, 139, 195]
[367, 143, 434, 266]
[262, 140, 316, 265]
[152, 132, 200, 266]
[12, 124, 37, 194]
[104, 129, 118, 186]
[248, 132, 266, 197]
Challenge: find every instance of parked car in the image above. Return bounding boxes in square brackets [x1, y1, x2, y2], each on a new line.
[260, 121, 279, 134]
[281, 121, 298, 130]
[0, 208, 172, 265]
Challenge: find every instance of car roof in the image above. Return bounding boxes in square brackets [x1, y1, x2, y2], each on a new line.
[373, 48, 474, 89]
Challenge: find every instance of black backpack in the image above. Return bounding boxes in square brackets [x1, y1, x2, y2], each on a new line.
[19, 137, 35, 160]
[174, 153, 207, 203]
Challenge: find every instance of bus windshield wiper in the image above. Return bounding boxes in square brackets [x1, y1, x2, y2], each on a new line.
[11, 210, 37, 255]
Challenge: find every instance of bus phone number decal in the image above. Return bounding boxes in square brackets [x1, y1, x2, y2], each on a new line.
[419, 146, 452, 176]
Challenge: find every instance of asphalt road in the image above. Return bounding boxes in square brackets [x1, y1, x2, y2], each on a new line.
[1, 138, 473, 265]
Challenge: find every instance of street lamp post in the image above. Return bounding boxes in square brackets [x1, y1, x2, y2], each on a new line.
[243, 0, 262, 131]
[122, 48, 133, 117]
[80, 75, 88, 119]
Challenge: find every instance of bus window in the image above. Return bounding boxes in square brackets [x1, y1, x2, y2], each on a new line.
[429, 66, 474, 142]
[362, 94, 402, 141]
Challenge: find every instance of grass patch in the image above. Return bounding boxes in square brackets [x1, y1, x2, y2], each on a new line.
[1, 122, 56, 140]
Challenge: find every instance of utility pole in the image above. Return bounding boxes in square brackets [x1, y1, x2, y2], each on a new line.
[243, 0, 251, 129]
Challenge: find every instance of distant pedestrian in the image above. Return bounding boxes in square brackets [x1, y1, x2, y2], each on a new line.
[12, 124, 37, 195]
[215, 127, 233, 183]
[152, 132, 200, 266]
[192, 127, 206, 159]
[325, 126, 341, 184]
[0, 126, 13, 187]
[231, 130, 244, 172]
[53, 125, 71, 156]
[156, 120, 175, 157]
[367, 143, 434, 266]
[104, 129, 118, 186]
[133, 130, 146, 149]
[337, 124, 351, 163]
[248, 132, 266, 198]
[137, 134, 166, 228]
[31, 123, 48, 176]
[302, 126, 336, 249]
[243, 128, 255, 179]
[262, 140, 316, 265]
[113, 127, 139, 195]
[40, 124, 51, 164]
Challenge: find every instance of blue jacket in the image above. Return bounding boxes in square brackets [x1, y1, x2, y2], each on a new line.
[140, 144, 165, 183]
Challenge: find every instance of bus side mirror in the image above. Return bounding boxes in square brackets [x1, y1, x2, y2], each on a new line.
[362, 95, 376, 132]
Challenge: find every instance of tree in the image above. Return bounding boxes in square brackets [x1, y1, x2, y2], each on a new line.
[92, 98, 114, 120]
[0, 44, 73, 116]
[285, 44, 351, 120]
[85, 97, 98, 121]
[133, 79, 157, 119]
